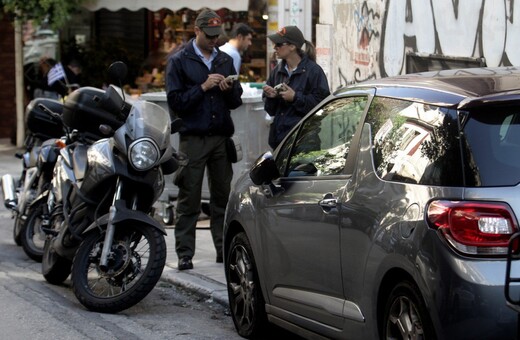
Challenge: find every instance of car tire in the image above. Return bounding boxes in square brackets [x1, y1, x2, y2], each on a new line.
[383, 280, 436, 339]
[226, 232, 268, 338]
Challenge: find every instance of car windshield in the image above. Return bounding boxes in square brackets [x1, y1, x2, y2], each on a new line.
[463, 106, 520, 186]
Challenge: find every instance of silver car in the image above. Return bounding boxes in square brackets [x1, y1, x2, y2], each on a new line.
[223, 67, 520, 339]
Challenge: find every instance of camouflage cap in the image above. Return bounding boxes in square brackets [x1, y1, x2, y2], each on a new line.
[195, 10, 223, 36]
[267, 26, 305, 48]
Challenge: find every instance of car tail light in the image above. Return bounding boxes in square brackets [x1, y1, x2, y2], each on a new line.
[426, 200, 519, 255]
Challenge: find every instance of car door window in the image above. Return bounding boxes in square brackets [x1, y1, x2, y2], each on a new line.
[277, 97, 367, 177]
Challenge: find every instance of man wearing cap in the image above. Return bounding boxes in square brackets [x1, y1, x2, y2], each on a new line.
[263, 25, 330, 149]
[165, 9, 243, 270]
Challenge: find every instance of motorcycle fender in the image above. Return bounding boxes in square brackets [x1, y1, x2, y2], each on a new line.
[26, 146, 41, 168]
[83, 207, 166, 235]
[39, 140, 59, 165]
[28, 189, 49, 209]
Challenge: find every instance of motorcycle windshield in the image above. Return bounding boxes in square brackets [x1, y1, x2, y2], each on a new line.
[125, 100, 171, 150]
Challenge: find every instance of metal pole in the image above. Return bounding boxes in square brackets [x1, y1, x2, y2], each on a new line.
[14, 19, 25, 148]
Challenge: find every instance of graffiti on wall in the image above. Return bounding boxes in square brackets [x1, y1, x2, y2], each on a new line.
[332, 0, 520, 89]
[380, 0, 519, 77]
[333, 0, 381, 88]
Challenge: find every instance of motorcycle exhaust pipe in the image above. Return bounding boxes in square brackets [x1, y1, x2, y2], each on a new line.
[1, 174, 17, 210]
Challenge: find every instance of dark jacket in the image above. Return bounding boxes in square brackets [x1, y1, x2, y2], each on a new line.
[165, 39, 243, 136]
[264, 55, 330, 149]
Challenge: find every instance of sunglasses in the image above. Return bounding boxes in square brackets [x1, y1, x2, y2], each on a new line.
[204, 32, 220, 40]
[274, 42, 289, 48]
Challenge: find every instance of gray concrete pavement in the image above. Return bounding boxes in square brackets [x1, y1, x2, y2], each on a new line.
[161, 219, 230, 308]
[0, 139, 230, 309]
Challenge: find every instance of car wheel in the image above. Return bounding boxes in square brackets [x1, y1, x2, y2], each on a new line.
[226, 232, 267, 338]
[383, 280, 436, 339]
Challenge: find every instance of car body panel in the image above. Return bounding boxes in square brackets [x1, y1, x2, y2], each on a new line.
[256, 176, 347, 328]
[224, 67, 520, 339]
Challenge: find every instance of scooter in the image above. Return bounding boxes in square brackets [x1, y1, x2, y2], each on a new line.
[1, 98, 65, 250]
[41, 61, 180, 313]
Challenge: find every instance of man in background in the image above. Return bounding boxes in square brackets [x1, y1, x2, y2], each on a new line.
[35, 58, 82, 99]
[219, 23, 254, 76]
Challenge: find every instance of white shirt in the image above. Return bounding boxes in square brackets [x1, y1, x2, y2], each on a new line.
[219, 42, 241, 74]
[193, 40, 218, 70]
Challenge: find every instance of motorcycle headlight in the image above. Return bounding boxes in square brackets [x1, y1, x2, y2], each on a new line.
[128, 138, 160, 171]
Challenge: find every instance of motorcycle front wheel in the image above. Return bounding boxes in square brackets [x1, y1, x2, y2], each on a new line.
[71, 224, 166, 313]
[13, 215, 23, 246]
[21, 200, 46, 262]
[42, 236, 72, 284]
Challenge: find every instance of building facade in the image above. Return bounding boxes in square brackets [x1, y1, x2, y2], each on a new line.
[317, 0, 520, 90]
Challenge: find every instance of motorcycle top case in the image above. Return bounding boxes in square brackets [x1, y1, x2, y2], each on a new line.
[63, 87, 125, 139]
[26, 98, 64, 139]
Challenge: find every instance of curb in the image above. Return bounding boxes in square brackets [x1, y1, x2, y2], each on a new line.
[161, 266, 229, 308]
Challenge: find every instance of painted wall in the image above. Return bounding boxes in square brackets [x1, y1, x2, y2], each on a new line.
[319, 0, 520, 90]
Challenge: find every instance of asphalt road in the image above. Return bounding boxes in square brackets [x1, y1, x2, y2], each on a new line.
[0, 143, 242, 339]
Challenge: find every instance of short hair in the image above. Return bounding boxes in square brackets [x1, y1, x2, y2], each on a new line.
[229, 23, 254, 39]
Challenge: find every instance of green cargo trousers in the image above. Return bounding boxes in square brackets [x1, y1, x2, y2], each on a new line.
[174, 134, 233, 259]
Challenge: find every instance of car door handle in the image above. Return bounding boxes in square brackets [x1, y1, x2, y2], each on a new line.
[319, 193, 337, 212]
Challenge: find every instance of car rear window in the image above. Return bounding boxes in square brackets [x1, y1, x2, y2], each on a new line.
[367, 97, 464, 187]
[462, 107, 520, 186]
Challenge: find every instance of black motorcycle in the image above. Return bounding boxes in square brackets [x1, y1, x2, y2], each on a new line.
[41, 62, 180, 313]
[2, 98, 64, 257]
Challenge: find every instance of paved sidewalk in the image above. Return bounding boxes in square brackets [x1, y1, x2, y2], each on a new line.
[0, 140, 230, 308]
[160, 218, 230, 308]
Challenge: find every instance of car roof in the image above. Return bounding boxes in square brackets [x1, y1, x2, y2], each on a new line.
[336, 66, 520, 109]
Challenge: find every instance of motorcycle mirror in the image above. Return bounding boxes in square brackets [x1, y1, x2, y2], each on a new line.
[99, 124, 114, 136]
[107, 61, 128, 84]
[171, 118, 183, 133]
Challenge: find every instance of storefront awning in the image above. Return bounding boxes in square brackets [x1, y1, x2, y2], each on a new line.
[82, 0, 249, 12]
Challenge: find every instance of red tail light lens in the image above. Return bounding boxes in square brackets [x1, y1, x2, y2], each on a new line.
[427, 200, 518, 255]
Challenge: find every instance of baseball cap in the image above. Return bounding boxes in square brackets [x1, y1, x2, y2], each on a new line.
[195, 10, 223, 36]
[267, 26, 305, 48]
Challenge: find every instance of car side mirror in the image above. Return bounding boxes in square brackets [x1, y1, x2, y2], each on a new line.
[250, 152, 280, 185]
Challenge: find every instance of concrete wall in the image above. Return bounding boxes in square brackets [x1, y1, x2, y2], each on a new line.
[0, 16, 17, 141]
[319, 0, 520, 90]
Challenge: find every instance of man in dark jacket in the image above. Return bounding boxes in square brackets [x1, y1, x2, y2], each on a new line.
[165, 9, 243, 270]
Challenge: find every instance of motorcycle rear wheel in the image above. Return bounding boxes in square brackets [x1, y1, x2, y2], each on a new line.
[42, 237, 72, 284]
[21, 201, 46, 262]
[71, 224, 166, 313]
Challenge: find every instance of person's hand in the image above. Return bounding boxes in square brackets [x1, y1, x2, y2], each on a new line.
[201, 74, 226, 92]
[278, 83, 295, 102]
[263, 85, 278, 98]
[219, 75, 234, 91]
